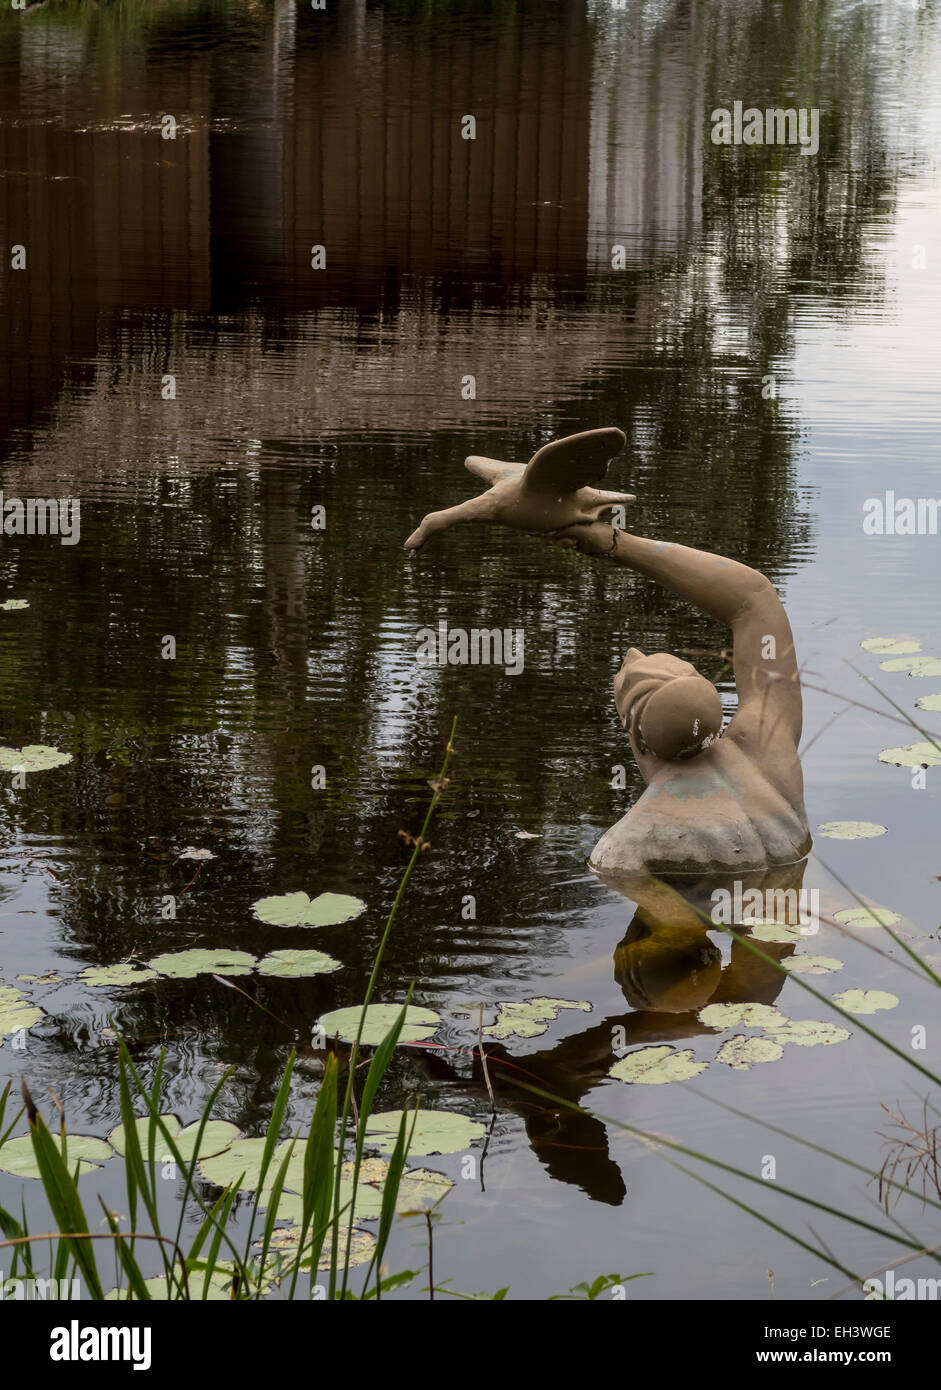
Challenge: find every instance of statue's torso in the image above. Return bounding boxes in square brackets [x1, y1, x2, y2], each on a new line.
[589, 735, 811, 877]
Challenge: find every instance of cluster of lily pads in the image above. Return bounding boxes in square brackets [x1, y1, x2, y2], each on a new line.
[0, 1101, 484, 1267]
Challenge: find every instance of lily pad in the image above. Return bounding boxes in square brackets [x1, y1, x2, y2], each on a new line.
[0, 744, 72, 773]
[395, 1167, 454, 1211]
[878, 740, 941, 767]
[816, 821, 887, 840]
[199, 1137, 278, 1192]
[0, 1133, 112, 1179]
[782, 955, 843, 975]
[860, 637, 921, 655]
[147, 948, 256, 979]
[879, 657, 941, 676]
[609, 1045, 708, 1085]
[915, 693, 941, 712]
[716, 1035, 784, 1070]
[745, 920, 803, 943]
[832, 906, 900, 929]
[0, 599, 29, 611]
[699, 1002, 787, 1029]
[831, 989, 899, 1015]
[765, 1019, 851, 1047]
[79, 962, 159, 988]
[106, 1271, 238, 1301]
[108, 1115, 239, 1162]
[0, 985, 44, 1037]
[483, 996, 591, 1040]
[364, 1109, 486, 1156]
[317, 1003, 441, 1046]
[317, 1229, 375, 1270]
[276, 1180, 383, 1225]
[252, 891, 365, 928]
[256, 949, 342, 978]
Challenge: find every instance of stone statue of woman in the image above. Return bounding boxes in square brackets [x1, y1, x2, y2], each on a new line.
[405, 427, 811, 878]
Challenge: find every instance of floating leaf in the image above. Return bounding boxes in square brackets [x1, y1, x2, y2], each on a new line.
[106, 1271, 237, 1301]
[0, 985, 44, 1037]
[745, 920, 802, 943]
[879, 657, 941, 676]
[277, 1181, 383, 1225]
[782, 956, 843, 975]
[256, 949, 342, 978]
[108, 1115, 239, 1162]
[0, 599, 29, 611]
[177, 846, 216, 861]
[0, 1133, 112, 1179]
[878, 740, 941, 767]
[699, 1003, 787, 1029]
[860, 637, 921, 655]
[716, 1035, 784, 1070]
[831, 989, 899, 1015]
[79, 962, 159, 988]
[395, 1167, 454, 1211]
[765, 1019, 851, 1047]
[199, 1137, 278, 1192]
[0, 744, 72, 773]
[317, 1003, 440, 1046]
[609, 1045, 708, 1085]
[16, 971, 60, 984]
[252, 891, 365, 928]
[816, 821, 887, 840]
[832, 906, 900, 930]
[915, 693, 941, 711]
[483, 996, 591, 1040]
[317, 1230, 375, 1270]
[364, 1109, 486, 1156]
[147, 948, 256, 979]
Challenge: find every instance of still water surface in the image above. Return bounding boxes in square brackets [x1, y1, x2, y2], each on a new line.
[1, 0, 940, 1298]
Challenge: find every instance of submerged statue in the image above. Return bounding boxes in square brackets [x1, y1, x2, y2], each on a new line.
[405, 427, 811, 877]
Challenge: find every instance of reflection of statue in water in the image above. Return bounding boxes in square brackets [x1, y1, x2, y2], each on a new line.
[407, 429, 815, 1205]
[405, 426, 811, 875]
[419, 866, 811, 1206]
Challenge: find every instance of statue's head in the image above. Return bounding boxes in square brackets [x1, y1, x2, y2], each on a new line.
[614, 648, 723, 760]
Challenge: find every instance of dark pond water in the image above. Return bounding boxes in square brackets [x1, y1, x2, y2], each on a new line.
[1, 0, 940, 1300]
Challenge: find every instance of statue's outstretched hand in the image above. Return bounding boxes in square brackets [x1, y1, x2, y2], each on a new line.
[404, 427, 635, 551]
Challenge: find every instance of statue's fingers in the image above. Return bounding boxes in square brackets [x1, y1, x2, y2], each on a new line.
[591, 489, 636, 505]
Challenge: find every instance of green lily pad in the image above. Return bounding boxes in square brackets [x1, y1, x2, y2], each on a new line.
[782, 955, 843, 975]
[879, 657, 941, 676]
[609, 1045, 708, 1085]
[395, 1167, 454, 1211]
[364, 1109, 486, 1156]
[878, 740, 941, 767]
[199, 1137, 277, 1192]
[915, 693, 941, 711]
[745, 921, 803, 943]
[831, 989, 899, 1015]
[252, 891, 366, 928]
[105, 1271, 238, 1301]
[256, 949, 342, 978]
[317, 1003, 441, 1046]
[0, 1133, 112, 1179]
[276, 1180, 383, 1225]
[108, 1115, 239, 1162]
[317, 1229, 375, 1270]
[0, 599, 29, 611]
[147, 949, 256, 979]
[0, 985, 44, 1037]
[699, 1003, 787, 1029]
[832, 906, 900, 929]
[765, 1019, 851, 1047]
[716, 1035, 784, 1070]
[0, 744, 72, 773]
[79, 962, 159, 988]
[861, 637, 921, 655]
[816, 821, 887, 840]
[483, 996, 592, 1040]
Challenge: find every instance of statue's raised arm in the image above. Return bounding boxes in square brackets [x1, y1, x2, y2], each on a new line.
[405, 429, 809, 877]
